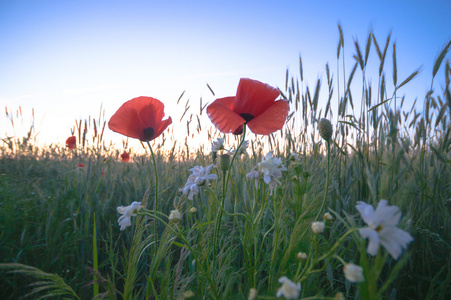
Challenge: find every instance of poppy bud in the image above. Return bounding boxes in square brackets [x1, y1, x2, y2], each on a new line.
[318, 118, 333, 141]
[219, 154, 231, 172]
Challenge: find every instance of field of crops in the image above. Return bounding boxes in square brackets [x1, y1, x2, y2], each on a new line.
[1, 31, 450, 299]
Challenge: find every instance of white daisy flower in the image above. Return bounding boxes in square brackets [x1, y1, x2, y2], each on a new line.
[117, 201, 142, 231]
[211, 137, 224, 152]
[231, 140, 249, 156]
[181, 164, 217, 200]
[356, 199, 414, 259]
[276, 276, 301, 299]
[247, 152, 286, 194]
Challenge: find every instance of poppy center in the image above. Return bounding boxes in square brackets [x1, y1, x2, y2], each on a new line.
[142, 127, 155, 141]
[240, 113, 255, 122]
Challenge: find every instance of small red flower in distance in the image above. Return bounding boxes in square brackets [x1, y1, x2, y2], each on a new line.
[66, 136, 76, 149]
[207, 78, 289, 135]
[121, 151, 130, 162]
[77, 163, 83, 169]
[108, 97, 172, 141]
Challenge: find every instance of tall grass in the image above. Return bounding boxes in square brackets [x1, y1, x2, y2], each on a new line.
[1, 27, 450, 299]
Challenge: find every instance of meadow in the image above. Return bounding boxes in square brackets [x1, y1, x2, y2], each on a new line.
[1, 29, 450, 299]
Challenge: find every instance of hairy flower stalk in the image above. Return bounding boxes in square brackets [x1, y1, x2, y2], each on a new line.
[314, 118, 333, 221]
[147, 141, 159, 251]
[214, 125, 247, 254]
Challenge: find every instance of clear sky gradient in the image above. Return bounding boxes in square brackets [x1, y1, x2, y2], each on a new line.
[1, 0, 450, 147]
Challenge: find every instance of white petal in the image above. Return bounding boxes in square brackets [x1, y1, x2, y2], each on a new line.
[379, 226, 414, 259]
[117, 205, 129, 214]
[359, 228, 380, 256]
[356, 201, 378, 227]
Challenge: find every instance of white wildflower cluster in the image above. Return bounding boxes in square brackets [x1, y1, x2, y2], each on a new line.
[356, 199, 414, 259]
[246, 152, 287, 194]
[276, 277, 301, 299]
[181, 164, 217, 200]
[117, 201, 142, 231]
[211, 137, 224, 152]
[231, 140, 249, 156]
[211, 137, 249, 156]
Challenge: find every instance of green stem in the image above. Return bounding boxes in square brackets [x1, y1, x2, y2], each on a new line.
[147, 142, 159, 251]
[213, 126, 247, 250]
[315, 140, 330, 221]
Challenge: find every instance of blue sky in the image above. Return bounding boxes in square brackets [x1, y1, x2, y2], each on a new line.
[1, 0, 450, 147]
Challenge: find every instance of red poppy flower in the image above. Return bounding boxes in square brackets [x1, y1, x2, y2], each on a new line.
[108, 96, 172, 141]
[121, 151, 130, 162]
[207, 78, 289, 135]
[77, 163, 83, 169]
[66, 136, 76, 149]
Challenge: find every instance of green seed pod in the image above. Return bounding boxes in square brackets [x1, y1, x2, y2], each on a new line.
[319, 118, 333, 141]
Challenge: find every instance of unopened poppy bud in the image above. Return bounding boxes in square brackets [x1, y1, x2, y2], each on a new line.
[324, 212, 333, 221]
[219, 154, 231, 172]
[297, 252, 308, 260]
[319, 118, 333, 141]
[189, 207, 197, 214]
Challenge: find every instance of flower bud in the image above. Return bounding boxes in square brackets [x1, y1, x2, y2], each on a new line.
[296, 252, 308, 261]
[335, 292, 345, 300]
[324, 212, 333, 221]
[189, 207, 198, 214]
[248, 288, 257, 300]
[219, 153, 231, 172]
[311, 221, 325, 234]
[319, 118, 333, 141]
[169, 209, 182, 223]
[343, 263, 365, 283]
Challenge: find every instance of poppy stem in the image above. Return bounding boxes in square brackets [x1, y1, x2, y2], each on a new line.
[147, 141, 159, 250]
[315, 140, 330, 221]
[213, 126, 247, 253]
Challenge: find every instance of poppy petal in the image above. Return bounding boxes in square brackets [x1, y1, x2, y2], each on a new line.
[233, 78, 280, 118]
[247, 100, 289, 135]
[108, 96, 169, 141]
[109, 101, 145, 140]
[155, 116, 173, 139]
[207, 97, 245, 133]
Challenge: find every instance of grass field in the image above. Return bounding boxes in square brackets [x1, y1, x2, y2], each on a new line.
[1, 30, 450, 299]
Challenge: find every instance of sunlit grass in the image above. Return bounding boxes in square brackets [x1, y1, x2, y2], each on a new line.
[1, 28, 450, 299]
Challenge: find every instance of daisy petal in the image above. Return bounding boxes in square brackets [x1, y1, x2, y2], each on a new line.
[359, 228, 380, 256]
[379, 226, 414, 259]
